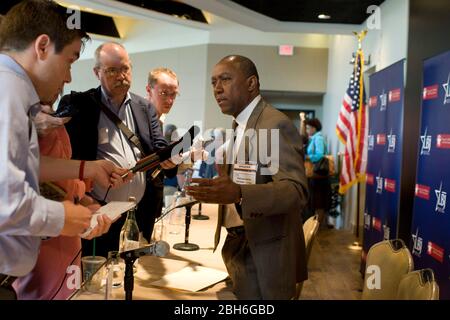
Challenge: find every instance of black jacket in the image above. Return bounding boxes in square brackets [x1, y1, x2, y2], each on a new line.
[58, 86, 171, 164]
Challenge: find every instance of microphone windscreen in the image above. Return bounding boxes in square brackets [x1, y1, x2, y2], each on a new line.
[154, 240, 170, 257]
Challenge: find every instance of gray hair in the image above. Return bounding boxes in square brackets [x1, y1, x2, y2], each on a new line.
[94, 41, 126, 68]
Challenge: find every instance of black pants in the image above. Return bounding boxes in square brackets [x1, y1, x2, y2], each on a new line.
[0, 275, 17, 300]
[135, 178, 164, 242]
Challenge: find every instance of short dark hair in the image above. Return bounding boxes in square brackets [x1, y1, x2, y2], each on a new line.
[220, 55, 260, 82]
[0, 0, 90, 53]
[305, 118, 322, 131]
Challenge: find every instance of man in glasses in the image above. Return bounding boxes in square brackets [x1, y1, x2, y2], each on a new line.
[146, 67, 179, 127]
[144, 68, 181, 236]
[57, 42, 177, 256]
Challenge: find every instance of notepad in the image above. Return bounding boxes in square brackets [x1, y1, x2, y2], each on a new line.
[150, 265, 229, 292]
[80, 201, 136, 238]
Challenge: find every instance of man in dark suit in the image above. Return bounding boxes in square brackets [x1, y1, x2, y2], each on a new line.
[187, 55, 308, 299]
[58, 42, 177, 257]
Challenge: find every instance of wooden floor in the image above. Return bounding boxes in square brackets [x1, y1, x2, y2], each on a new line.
[299, 226, 364, 300]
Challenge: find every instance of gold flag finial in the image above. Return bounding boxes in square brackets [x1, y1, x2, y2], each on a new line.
[353, 30, 368, 50]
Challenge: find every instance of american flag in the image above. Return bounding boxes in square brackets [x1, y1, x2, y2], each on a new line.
[336, 50, 368, 194]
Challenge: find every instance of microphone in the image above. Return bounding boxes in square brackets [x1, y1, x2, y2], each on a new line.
[121, 125, 200, 178]
[119, 241, 170, 260]
[154, 197, 199, 224]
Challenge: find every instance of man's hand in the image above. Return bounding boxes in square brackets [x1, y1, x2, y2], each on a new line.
[186, 165, 241, 204]
[60, 200, 92, 236]
[82, 214, 113, 240]
[77, 195, 115, 239]
[33, 104, 71, 137]
[299, 112, 306, 122]
[85, 160, 133, 188]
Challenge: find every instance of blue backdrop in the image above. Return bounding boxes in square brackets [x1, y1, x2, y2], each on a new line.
[363, 60, 405, 263]
[410, 49, 450, 300]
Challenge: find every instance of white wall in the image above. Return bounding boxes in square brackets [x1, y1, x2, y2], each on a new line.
[68, 43, 328, 133]
[362, 0, 409, 72]
[78, 14, 329, 61]
[68, 14, 330, 133]
[207, 16, 329, 48]
[321, 35, 355, 156]
[67, 45, 209, 132]
[321, 0, 410, 230]
[203, 44, 328, 130]
[323, 0, 409, 156]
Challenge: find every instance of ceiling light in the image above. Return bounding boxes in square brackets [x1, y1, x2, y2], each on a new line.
[318, 14, 331, 20]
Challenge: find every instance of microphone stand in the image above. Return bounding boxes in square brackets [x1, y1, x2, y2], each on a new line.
[192, 202, 209, 220]
[123, 257, 136, 301]
[119, 243, 169, 300]
[173, 199, 200, 251]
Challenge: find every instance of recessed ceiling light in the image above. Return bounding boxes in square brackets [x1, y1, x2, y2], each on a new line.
[318, 14, 331, 20]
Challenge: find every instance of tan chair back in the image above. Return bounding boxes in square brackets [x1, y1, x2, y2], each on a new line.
[303, 214, 320, 263]
[295, 214, 320, 299]
[362, 239, 413, 300]
[397, 269, 439, 300]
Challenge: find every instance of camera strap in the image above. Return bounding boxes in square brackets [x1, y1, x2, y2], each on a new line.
[91, 95, 147, 157]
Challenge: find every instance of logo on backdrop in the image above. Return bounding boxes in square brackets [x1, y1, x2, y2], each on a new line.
[384, 178, 396, 193]
[435, 182, 447, 214]
[368, 132, 375, 151]
[443, 73, 450, 105]
[420, 128, 432, 155]
[415, 184, 431, 200]
[364, 212, 371, 230]
[427, 241, 445, 263]
[383, 223, 390, 240]
[376, 134, 386, 145]
[379, 90, 387, 111]
[376, 173, 383, 194]
[369, 96, 378, 108]
[437, 134, 450, 149]
[366, 173, 374, 185]
[372, 217, 382, 232]
[411, 228, 423, 257]
[388, 88, 401, 103]
[387, 129, 396, 153]
[423, 84, 439, 100]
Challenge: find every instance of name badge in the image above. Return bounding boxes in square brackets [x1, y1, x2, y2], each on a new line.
[233, 163, 257, 185]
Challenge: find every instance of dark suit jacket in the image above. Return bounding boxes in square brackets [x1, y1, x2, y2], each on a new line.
[215, 98, 309, 299]
[59, 87, 169, 161]
[58, 87, 176, 248]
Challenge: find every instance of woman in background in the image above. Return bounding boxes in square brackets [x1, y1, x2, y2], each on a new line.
[304, 118, 331, 226]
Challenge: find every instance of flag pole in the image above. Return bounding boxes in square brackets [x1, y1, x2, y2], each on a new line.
[352, 30, 367, 248]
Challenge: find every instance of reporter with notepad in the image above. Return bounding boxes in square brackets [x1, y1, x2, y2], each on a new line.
[13, 103, 130, 300]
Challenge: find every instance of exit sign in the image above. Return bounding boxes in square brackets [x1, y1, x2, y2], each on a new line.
[279, 45, 294, 56]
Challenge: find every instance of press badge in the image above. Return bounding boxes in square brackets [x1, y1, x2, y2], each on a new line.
[232, 163, 258, 185]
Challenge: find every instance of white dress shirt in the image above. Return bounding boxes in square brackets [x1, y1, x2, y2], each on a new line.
[223, 95, 261, 228]
[0, 54, 64, 276]
[92, 88, 146, 203]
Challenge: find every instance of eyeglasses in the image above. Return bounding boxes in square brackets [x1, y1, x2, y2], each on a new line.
[157, 89, 180, 100]
[100, 65, 131, 77]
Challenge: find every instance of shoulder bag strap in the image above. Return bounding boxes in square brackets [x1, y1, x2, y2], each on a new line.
[90, 94, 147, 156]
